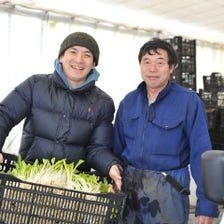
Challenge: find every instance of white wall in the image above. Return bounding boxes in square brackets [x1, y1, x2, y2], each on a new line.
[1, 9, 224, 155]
[196, 44, 224, 90]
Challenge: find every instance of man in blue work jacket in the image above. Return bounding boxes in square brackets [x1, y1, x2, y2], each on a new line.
[113, 38, 219, 224]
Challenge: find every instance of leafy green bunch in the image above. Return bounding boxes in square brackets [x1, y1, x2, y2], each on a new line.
[9, 156, 111, 193]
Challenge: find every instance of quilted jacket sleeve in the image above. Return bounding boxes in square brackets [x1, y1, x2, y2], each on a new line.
[0, 77, 32, 151]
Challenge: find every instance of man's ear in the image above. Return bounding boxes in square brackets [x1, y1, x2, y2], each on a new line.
[169, 64, 176, 74]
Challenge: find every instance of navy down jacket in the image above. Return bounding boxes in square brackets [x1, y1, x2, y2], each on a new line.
[0, 72, 119, 175]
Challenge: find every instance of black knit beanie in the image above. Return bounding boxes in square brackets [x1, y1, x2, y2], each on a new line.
[58, 32, 100, 66]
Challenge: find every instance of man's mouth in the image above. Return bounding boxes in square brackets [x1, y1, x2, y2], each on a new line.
[148, 76, 158, 80]
[71, 65, 84, 70]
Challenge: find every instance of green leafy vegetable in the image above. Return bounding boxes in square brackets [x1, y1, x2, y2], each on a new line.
[8, 155, 111, 193]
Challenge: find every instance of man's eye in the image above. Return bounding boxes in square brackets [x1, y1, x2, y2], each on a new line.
[157, 61, 166, 66]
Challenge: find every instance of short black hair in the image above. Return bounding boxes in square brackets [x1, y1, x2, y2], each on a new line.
[138, 38, 178, 67]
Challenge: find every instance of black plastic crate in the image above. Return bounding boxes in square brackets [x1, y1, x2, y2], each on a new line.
[164, 36, 182, 53]
[209, 128, 224, 151]
[181, 40, 196, 57]
[0, 153, 17, 172]
[218, 108, 224, 128]
[200, 91, 216, 107]
[217, 92, 224, 107]
[205, 107, 218, 129]
[181, 57, 196, 73]
[164, 36, 196, 57]
[203, 74, 224, 93]
[0, 153, 126, 224]
[164, 36, 196, 90]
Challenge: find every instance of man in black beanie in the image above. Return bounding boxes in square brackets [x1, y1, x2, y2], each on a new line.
[0, 31, 123, 191]
[58, 32, 100, 66]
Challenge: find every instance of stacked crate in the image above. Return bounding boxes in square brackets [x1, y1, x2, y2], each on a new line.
[164, 36, 197, 91]
[199, 72, 224, 150]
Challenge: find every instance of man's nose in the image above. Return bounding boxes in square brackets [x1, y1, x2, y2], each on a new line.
[75, 53, 84, 63]
[149, 63, 157, 71]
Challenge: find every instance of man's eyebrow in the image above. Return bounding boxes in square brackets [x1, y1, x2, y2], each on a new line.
[156, 57, 166, 60]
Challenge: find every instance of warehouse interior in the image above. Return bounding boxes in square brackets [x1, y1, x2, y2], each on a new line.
[0, 0, 224, 223]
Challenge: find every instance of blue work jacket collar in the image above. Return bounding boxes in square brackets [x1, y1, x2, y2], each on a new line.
[137, 81, 172, 103]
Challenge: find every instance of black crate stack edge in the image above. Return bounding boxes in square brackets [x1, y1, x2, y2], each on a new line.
[199, 72, 224, 151]
[164, 36, 197, 91]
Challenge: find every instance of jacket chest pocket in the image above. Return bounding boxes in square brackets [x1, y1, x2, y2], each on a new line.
[152, 118, 183, 130]
[149, 118, 185, 156]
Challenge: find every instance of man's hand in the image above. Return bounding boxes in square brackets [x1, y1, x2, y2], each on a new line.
[0, 153, 3, 163]
[109, 164, 122, 192]
[196, 215, 213, 224]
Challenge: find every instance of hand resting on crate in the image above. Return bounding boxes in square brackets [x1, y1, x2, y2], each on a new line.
[109, 164, 123, 192]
